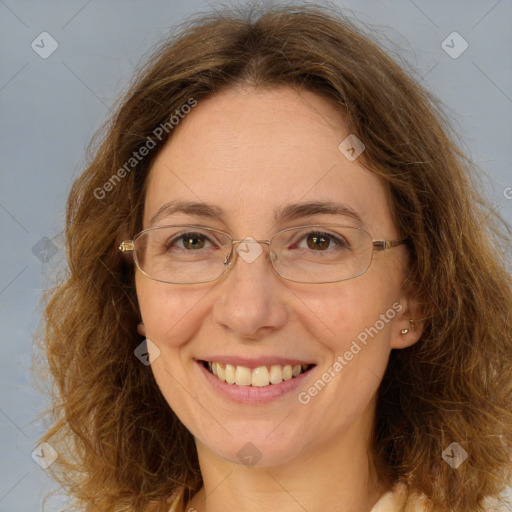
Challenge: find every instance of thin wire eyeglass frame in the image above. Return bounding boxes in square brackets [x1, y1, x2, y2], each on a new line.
[118, 223, 408, 285]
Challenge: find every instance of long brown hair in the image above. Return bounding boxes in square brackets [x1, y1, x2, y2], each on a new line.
[34, 3, 512, 511]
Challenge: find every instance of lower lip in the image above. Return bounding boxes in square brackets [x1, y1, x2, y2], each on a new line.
[197, 361, 315, 404]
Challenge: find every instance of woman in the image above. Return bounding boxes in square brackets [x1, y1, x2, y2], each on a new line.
[35, 3, 512, 512]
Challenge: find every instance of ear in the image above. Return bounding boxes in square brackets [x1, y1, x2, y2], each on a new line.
[137, 322, 146, 337]
[390, 294, 425, 349]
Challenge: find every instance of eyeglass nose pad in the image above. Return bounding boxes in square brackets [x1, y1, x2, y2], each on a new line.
[223, 246, 235, 266]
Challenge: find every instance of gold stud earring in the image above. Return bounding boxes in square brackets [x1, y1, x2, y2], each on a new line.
[401, 319, 415, 335]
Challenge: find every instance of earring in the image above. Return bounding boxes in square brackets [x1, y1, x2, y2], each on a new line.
[401, 319, 415, 335]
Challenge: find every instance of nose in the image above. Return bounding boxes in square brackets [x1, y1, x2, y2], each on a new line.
[212, 240, 288, 340]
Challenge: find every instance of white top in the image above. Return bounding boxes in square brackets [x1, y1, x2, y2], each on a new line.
[370, 483, 430, 512]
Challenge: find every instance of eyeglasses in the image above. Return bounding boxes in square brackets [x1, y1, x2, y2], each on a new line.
[118, 224, 407, 284]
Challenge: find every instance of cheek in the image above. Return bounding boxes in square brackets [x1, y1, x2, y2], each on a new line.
[295, 276, 401, 409]
[135, 276, 200, 345]
[304, 287, 397, 412]
[135, 277, 205, 421]
[300, 277, 399, 352]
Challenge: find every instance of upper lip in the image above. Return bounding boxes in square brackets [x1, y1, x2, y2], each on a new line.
[197, 356, 316, 368]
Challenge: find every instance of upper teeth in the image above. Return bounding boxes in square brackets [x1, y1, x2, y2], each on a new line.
[207, 362, 310, 387]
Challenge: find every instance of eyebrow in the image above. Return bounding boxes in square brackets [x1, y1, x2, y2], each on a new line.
[148, 200, 364, 227]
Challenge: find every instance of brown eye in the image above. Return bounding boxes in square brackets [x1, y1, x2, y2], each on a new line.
[182, 234, 206, 250]
[306, 233, 330, 250]
[168, 232, 212, 251]
[298, 231, 348, 251]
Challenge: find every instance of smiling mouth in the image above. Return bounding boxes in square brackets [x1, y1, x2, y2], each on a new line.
[201, 360, 315, 387]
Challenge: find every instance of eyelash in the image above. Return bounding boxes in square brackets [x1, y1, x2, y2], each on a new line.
[167, 230, 348, 251]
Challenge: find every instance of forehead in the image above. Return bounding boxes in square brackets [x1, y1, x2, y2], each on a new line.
[143, 86, 394, 235]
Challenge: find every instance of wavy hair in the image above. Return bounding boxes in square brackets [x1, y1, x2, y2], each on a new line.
[34, 3, 512, 511]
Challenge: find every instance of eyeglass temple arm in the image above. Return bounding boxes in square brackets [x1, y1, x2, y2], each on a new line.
[373, 238, 408, 251]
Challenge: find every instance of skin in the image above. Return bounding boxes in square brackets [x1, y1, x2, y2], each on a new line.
[135, 85, 424, 512]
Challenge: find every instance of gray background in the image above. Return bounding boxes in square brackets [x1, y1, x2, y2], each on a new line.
[0, 0, 511, 510]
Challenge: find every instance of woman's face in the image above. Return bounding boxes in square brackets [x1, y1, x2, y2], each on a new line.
[135, 85, 421, 468]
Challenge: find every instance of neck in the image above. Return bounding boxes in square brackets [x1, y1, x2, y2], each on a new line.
[186, 399, 388, 512]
